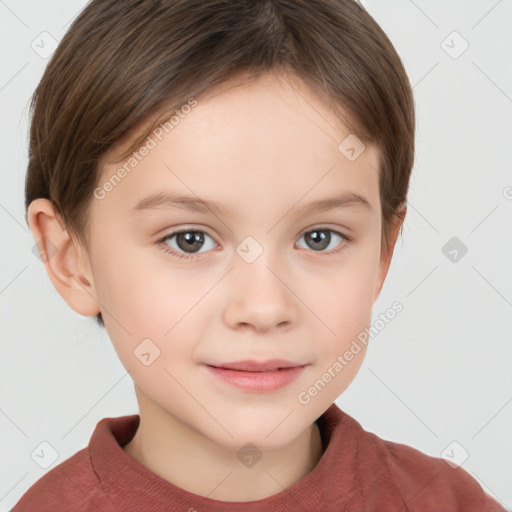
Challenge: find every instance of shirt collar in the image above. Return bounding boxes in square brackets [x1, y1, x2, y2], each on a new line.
[89, 402, 401, 510]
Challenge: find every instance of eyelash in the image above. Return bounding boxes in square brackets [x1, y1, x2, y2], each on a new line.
[157, 227, 352, 261]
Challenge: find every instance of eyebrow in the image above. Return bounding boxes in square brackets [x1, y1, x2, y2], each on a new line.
[129, 190, 372, 218]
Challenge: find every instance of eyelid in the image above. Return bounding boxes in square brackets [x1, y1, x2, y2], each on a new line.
[298, 222, 352, 240]
[156, 224, 352, 261]
[158, 225, 219, 244]
[157, 223, 352, 244]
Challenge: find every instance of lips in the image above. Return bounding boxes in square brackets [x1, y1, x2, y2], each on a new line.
[204, 360, 307, 393]
[207, 359, 306, 372]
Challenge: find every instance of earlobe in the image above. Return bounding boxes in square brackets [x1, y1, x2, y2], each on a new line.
[27, 198, 101, 317]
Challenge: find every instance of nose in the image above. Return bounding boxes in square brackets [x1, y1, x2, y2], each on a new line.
[222, 252, 300, 334]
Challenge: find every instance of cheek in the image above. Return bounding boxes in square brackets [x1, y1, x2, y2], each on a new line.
[91, 239, 210, 363]
[91, 235, 180, 326]
[311, 243, 380, 353]
[88, 238, 164, 342]
[297, 259, 378, 405]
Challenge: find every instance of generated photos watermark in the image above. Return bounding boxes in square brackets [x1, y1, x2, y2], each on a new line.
[93, 97, 198, 200]
[297, 301, 403, 405]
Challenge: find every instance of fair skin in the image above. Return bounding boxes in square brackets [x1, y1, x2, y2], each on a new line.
[27, 72, 405, 502]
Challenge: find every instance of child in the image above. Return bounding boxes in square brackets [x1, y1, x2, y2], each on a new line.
[14, 0, 505, 510]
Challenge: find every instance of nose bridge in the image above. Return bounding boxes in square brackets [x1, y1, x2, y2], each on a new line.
[222, 233, 298, 331]
[235, 232, 288, 297]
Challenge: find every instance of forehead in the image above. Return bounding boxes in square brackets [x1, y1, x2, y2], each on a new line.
[95, 72, 380, 219]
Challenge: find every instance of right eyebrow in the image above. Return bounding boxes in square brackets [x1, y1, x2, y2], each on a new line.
[129, 191, 235, 217]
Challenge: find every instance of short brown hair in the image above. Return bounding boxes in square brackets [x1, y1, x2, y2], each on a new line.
[25, 0, 415, 328]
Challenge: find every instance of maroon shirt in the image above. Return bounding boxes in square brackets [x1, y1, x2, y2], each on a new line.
[12, 403, 505, 511]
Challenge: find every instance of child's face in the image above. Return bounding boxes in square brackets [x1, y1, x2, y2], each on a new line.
[84, 72, 393, 450]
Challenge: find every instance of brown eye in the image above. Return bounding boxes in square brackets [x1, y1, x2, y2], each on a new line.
[174, 231, 205, 253]
[304, 229, 331, 251]
[160, 229, 216, 258]
[158, 226, 350, 262]
[297, 228, 347, 254]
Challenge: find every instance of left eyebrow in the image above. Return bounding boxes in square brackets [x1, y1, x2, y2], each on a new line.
[292, 192, 373, 217]
[129, 190, 372, 218]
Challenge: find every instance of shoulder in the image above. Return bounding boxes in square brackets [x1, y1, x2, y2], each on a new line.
[11, 446, 112, 512]
[378, 435, 505, 511]
[327, 406, 505, 511]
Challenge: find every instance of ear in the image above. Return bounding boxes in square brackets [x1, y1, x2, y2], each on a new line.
[374, 204, 406, 302]
[27, 198, 101, 317]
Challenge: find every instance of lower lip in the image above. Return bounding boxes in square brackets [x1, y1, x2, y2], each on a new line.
[204, 365, 306, 393]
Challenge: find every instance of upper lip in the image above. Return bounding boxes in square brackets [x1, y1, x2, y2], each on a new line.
[207, 359, 306, 372]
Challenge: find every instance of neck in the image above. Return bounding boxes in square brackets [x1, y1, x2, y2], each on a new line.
[123, 402, 325, 502]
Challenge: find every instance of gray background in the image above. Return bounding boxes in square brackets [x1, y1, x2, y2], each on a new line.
[1, 0, 511, 509]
